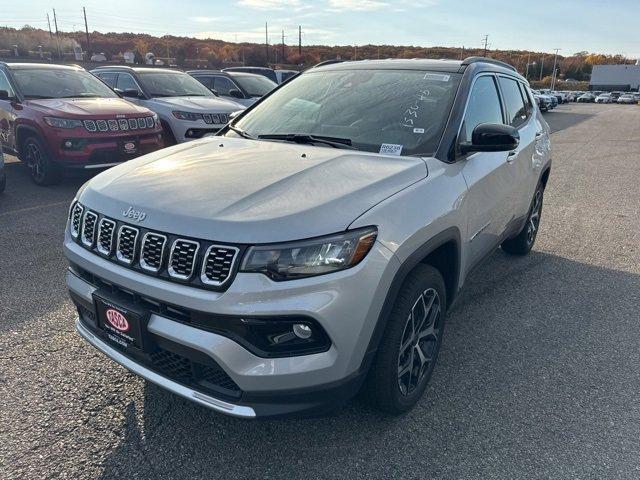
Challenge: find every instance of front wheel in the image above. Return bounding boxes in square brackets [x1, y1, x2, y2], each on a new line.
[502, 183, 544, 255]
[22, 136, 61, 186]
[366, 264, 447, 414]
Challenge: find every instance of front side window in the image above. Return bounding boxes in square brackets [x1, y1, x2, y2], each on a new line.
[231, 74, 277, 97]
[12, 68, 118, 99]
[96, 72, 117, 87]
[213, 76, 237, 96]
[231, 69, 461, 156]
[499, 77, 528, 128]
[137, 72, 214, 98]
[116, 73, 141, 93]
[460, 75, 503, 144]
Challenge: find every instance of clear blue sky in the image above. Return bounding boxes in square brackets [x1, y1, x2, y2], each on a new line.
[1, 0, 638, 57]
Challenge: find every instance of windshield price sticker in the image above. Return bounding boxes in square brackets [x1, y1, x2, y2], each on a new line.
[380, 144, 403, 156]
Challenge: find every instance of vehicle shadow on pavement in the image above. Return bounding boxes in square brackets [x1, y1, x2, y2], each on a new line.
[95, 249, 640, 480]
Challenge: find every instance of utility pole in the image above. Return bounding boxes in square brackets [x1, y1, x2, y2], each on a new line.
[354, 45, 357, 60]
[482, 35, 489, 57]
[525, 52, 531, 79]
[298, 25, 301, 56]
[460, 46, 465, 60]
[265, 22, 268, 65]
[52, 9, 61, 59]
[539, 54, 545, 81]
[83, 7, 91, 59]
[550, 48, 561, 90]
[165, 38, 169, 64]
[46, 13, 53, 40]
[281, 29, 285, 65]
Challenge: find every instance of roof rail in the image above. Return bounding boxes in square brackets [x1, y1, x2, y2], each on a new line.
[313, 59, 344, 68]
[91, 65, 134, 70]
[461, 56, 517, 72]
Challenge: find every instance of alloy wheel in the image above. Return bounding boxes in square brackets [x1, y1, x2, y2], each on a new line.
[25, 141, 45, 183]
[397, 288, 442, 396]
[526, 189, 542, 246]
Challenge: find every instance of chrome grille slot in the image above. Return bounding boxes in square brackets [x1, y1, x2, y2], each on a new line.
[107, 119, 119, 131]
[137, 118, 146, 129]
[168, 240, 200, 280]
[83, 120, 97, 132]
[96, 120, 108, 132]
[140, 233, 167, 272]
[70, 203, 84, 239]
[116, 225, 139, 264]
[145, 116, 154, 128]
[128, 118, 138, 130]
[97, 218, 116, 255]
[201, 245, 239, 286]
[118, 119, 129, 130]
[81, 211, 98, 247]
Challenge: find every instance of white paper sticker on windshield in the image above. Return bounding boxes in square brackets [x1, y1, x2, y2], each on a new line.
[380, 144, 403, 156]
[413, 128, 425, 134]
[423, 73, 450, 82]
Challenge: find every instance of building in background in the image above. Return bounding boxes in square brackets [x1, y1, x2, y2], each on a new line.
[590, 62, 640, 91]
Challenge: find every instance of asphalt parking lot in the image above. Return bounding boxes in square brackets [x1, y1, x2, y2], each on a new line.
[1, 103, 639, 479]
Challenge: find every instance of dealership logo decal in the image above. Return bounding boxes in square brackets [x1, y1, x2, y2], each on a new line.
[105, 309, 129, 332]
[123, 206, 146, 222]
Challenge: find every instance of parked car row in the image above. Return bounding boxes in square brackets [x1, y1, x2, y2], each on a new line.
[0, 61, 287, 185]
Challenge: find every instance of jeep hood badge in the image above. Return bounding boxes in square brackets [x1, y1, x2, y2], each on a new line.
[123, 206, 147, 222]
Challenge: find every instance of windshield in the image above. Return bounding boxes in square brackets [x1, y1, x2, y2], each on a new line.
[231, 69, 461, 156]
[138, 72, 214, 98]
[13, 68, 118, 99]
[231, 74, 277, 97]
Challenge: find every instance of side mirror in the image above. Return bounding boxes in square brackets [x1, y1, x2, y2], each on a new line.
[121, 89, 140, 98]
[460, 123, 519, 155]
[228, 110, 243, 121]
[0, 90, 10, 100]
[228, 89, 244, 99]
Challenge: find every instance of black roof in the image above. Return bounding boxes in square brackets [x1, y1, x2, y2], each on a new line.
[310, 57, 522, 78]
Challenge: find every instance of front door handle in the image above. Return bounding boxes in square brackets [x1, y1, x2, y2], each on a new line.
[507, 150, 517, 163]
[535, 132, 544, 139]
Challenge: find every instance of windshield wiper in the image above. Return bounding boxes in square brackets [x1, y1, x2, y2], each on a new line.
[24, 95, 55, 99]
[228, 124, 255, 140]
[257, 133, 355, 149]
[60, 93, 102, 98]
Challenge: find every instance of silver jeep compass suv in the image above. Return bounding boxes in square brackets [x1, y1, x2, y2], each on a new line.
[64, 57, 551, 418]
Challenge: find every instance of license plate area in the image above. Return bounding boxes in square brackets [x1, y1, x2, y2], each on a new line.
[94, 293, 150, 352]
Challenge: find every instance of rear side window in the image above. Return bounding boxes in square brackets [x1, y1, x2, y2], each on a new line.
[0, 71, 15, 98]
[519, 83, 534, 114]
[498, 77, 528, 128]
[460, 75, 503, 144]
[96, 72, 117, 87]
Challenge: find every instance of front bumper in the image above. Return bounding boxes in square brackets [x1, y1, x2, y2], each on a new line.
[65, 233, 398, 417]
[170, 119, 228, 143]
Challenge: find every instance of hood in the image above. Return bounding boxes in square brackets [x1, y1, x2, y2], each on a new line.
[148, 96, 245, 112]
[80, 137, 427, 244]
[26, 97, 152, 116]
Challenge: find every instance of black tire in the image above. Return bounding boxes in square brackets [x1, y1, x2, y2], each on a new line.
[366, 264, 447, 414]
[160, 121, 177, 147]
[21, 135, 62, 186]
[501, 182, 544, 255]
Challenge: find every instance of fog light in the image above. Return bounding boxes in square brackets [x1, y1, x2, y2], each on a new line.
[64, 140, 73, 148]
[293, 323, 312, 339]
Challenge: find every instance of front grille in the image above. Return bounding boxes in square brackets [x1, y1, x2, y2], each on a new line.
[203, 113, 229, 125]
[140, 233, 167, 272]
[81, 211, 98, 247]
[70, 203, 84, 239]
[149, 348, 240, 396]
[116, 225, 139, 264]
[82, 116, 155, 133]
[169, 240, 200, 279]
[69, 204, 241, 291]
[97, 219, 116, 255]
[201, 246, 239, 286]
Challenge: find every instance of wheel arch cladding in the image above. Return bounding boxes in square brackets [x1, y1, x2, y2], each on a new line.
[360, 227, 461, 371]
[16, 124, 46, 155]
[540, 166, 551, 189]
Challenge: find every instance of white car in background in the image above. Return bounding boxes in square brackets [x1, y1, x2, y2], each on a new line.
[595, 93, 613, 103]
[617, 93, 637, 104]
[92, 67, 245, 144]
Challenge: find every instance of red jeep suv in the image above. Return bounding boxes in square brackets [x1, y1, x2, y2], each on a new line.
[0, 63, 164, 185]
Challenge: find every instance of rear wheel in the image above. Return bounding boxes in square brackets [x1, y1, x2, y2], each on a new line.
[366, 264, 447, 414]
[22, 135, 61, 186]
[502, 183, 544, 255]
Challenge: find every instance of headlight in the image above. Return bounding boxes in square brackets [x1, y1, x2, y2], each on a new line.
[241, 227, 377, 281]
[172, 111, 201, 121]
[43, 117, 83, 129]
